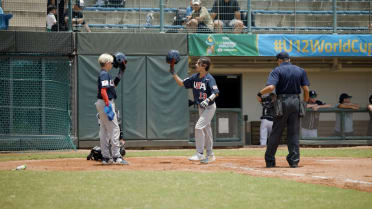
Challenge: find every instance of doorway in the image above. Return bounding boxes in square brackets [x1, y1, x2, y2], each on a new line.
[214, 75, 241, 108]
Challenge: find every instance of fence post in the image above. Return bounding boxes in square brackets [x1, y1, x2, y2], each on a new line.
[68, 0, 72, 32]
[340, 111, 345, 140]
[159, 0, 164, 32]
[247, 0, 252, 34]
[332, 0, 337, 34]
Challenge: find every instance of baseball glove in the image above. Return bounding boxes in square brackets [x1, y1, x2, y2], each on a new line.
[86, 144, 126, 161]
[87, 146, 103, 161]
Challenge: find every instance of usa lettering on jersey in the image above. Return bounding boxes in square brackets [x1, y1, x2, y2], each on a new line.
[194, 82, 206, 91]
[101, 80, 109, 87]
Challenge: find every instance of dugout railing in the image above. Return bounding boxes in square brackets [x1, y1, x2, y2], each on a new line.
[189, 108, 243, 146]
[301, 107, 372, 145]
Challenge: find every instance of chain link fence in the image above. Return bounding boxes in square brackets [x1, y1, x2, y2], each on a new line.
[0, 56, 75, 151]
[1, 0, 371, 33]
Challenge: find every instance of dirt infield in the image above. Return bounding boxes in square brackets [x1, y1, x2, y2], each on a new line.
[1, 155, 372, 192]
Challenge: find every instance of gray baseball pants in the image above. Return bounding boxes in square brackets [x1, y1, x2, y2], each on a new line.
[95, 99, 121, 160]
[195, 103, 216, 156]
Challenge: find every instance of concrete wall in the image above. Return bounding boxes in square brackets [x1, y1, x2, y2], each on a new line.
[241, 71, 372, 123]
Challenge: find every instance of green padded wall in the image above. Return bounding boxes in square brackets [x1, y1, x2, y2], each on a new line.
[146, 56, 189, 140]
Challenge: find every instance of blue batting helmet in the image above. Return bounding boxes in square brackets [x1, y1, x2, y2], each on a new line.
[166, 50, 180, 64]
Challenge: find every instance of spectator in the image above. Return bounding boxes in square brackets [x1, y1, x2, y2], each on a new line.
[334, 93, 359, 136]
[301, 90, 332, 138]
[64, 0, 91, 32]
[259, 93, 276, 146]
[186, 0, 193, 16]
[46, 5, 57, 32]
[186, 0, 213, 33]
[210, 0, 244, 34]
[367, 94, 372, 136]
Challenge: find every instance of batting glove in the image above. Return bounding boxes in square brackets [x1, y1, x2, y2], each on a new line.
[200, 98, 210, 108]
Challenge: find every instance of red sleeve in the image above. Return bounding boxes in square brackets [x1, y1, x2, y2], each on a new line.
[101, 88, 109, 106]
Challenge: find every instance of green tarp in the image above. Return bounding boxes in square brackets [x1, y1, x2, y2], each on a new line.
[78, 55, 189, 141]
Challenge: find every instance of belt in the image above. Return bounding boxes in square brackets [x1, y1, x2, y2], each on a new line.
[278, 94, 299, 99]
[98, 98, 114, 101]
[261, 116, 273, 121]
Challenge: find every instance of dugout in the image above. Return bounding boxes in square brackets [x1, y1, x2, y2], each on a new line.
[208, 56, 372, 145]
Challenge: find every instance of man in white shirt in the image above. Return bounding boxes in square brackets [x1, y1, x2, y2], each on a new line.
[46, 5, 57, 31]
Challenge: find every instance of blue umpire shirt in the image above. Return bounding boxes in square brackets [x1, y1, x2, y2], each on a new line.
[183, 73, 220, 105]
[266, 62, 310, 95]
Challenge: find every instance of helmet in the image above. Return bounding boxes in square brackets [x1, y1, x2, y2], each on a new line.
[166, 50, 180, 64]
[113, 52, 127, 69]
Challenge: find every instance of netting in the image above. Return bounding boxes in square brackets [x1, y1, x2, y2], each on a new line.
[0, 56, 76, 151]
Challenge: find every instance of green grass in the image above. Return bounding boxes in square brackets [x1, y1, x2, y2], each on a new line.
[0, 147, 371, 162]
[0, 170, 371, 209]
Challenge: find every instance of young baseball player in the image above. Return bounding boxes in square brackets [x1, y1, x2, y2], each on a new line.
[170, 56, 219, 164]
[95, 53, 128, 165]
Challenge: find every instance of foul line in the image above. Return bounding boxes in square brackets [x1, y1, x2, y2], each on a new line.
[219, 163, 372, 186]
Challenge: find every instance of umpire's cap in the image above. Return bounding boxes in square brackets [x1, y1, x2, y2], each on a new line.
[276, 51, 290, 60]
[339, 93, 352, 103]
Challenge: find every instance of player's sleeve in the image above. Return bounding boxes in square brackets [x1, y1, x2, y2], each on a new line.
[183, 74, 195, 89]
[208, 77, 220, 95]
[301, 69, 310, 86]
[100, 71, 110, 88]
[266, 68, 279, 86]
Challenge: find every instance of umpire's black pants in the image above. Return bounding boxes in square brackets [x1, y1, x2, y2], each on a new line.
[265, 95, 300, 167]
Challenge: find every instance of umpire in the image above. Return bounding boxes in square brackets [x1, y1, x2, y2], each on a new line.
[256, 52, 309, 168]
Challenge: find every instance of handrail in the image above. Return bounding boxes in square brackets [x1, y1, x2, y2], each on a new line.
[84, 7, 371, 15]
[306, 107, 368, 113]
[303, 107, 371, 141]
[84, 7, 178, 12]
[86, 24, 369, 31]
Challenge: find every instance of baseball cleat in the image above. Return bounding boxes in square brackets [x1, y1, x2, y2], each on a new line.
[189, 153, 205, 161]
[102, 158, 113, 165]
[114, 157, 129, 165]
[200, 155, 216, 164]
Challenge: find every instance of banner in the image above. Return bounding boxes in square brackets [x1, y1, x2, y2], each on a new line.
[258, 35, 372, 57]
[188, 34, 372, 57]
[188, 34, 258, 56]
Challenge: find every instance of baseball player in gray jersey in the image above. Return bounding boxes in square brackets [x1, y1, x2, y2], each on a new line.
[170, 56, 219, 164]
[95, 53, 128, 165]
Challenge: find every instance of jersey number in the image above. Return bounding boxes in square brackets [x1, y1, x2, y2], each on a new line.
[199, 92, 207, 100]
